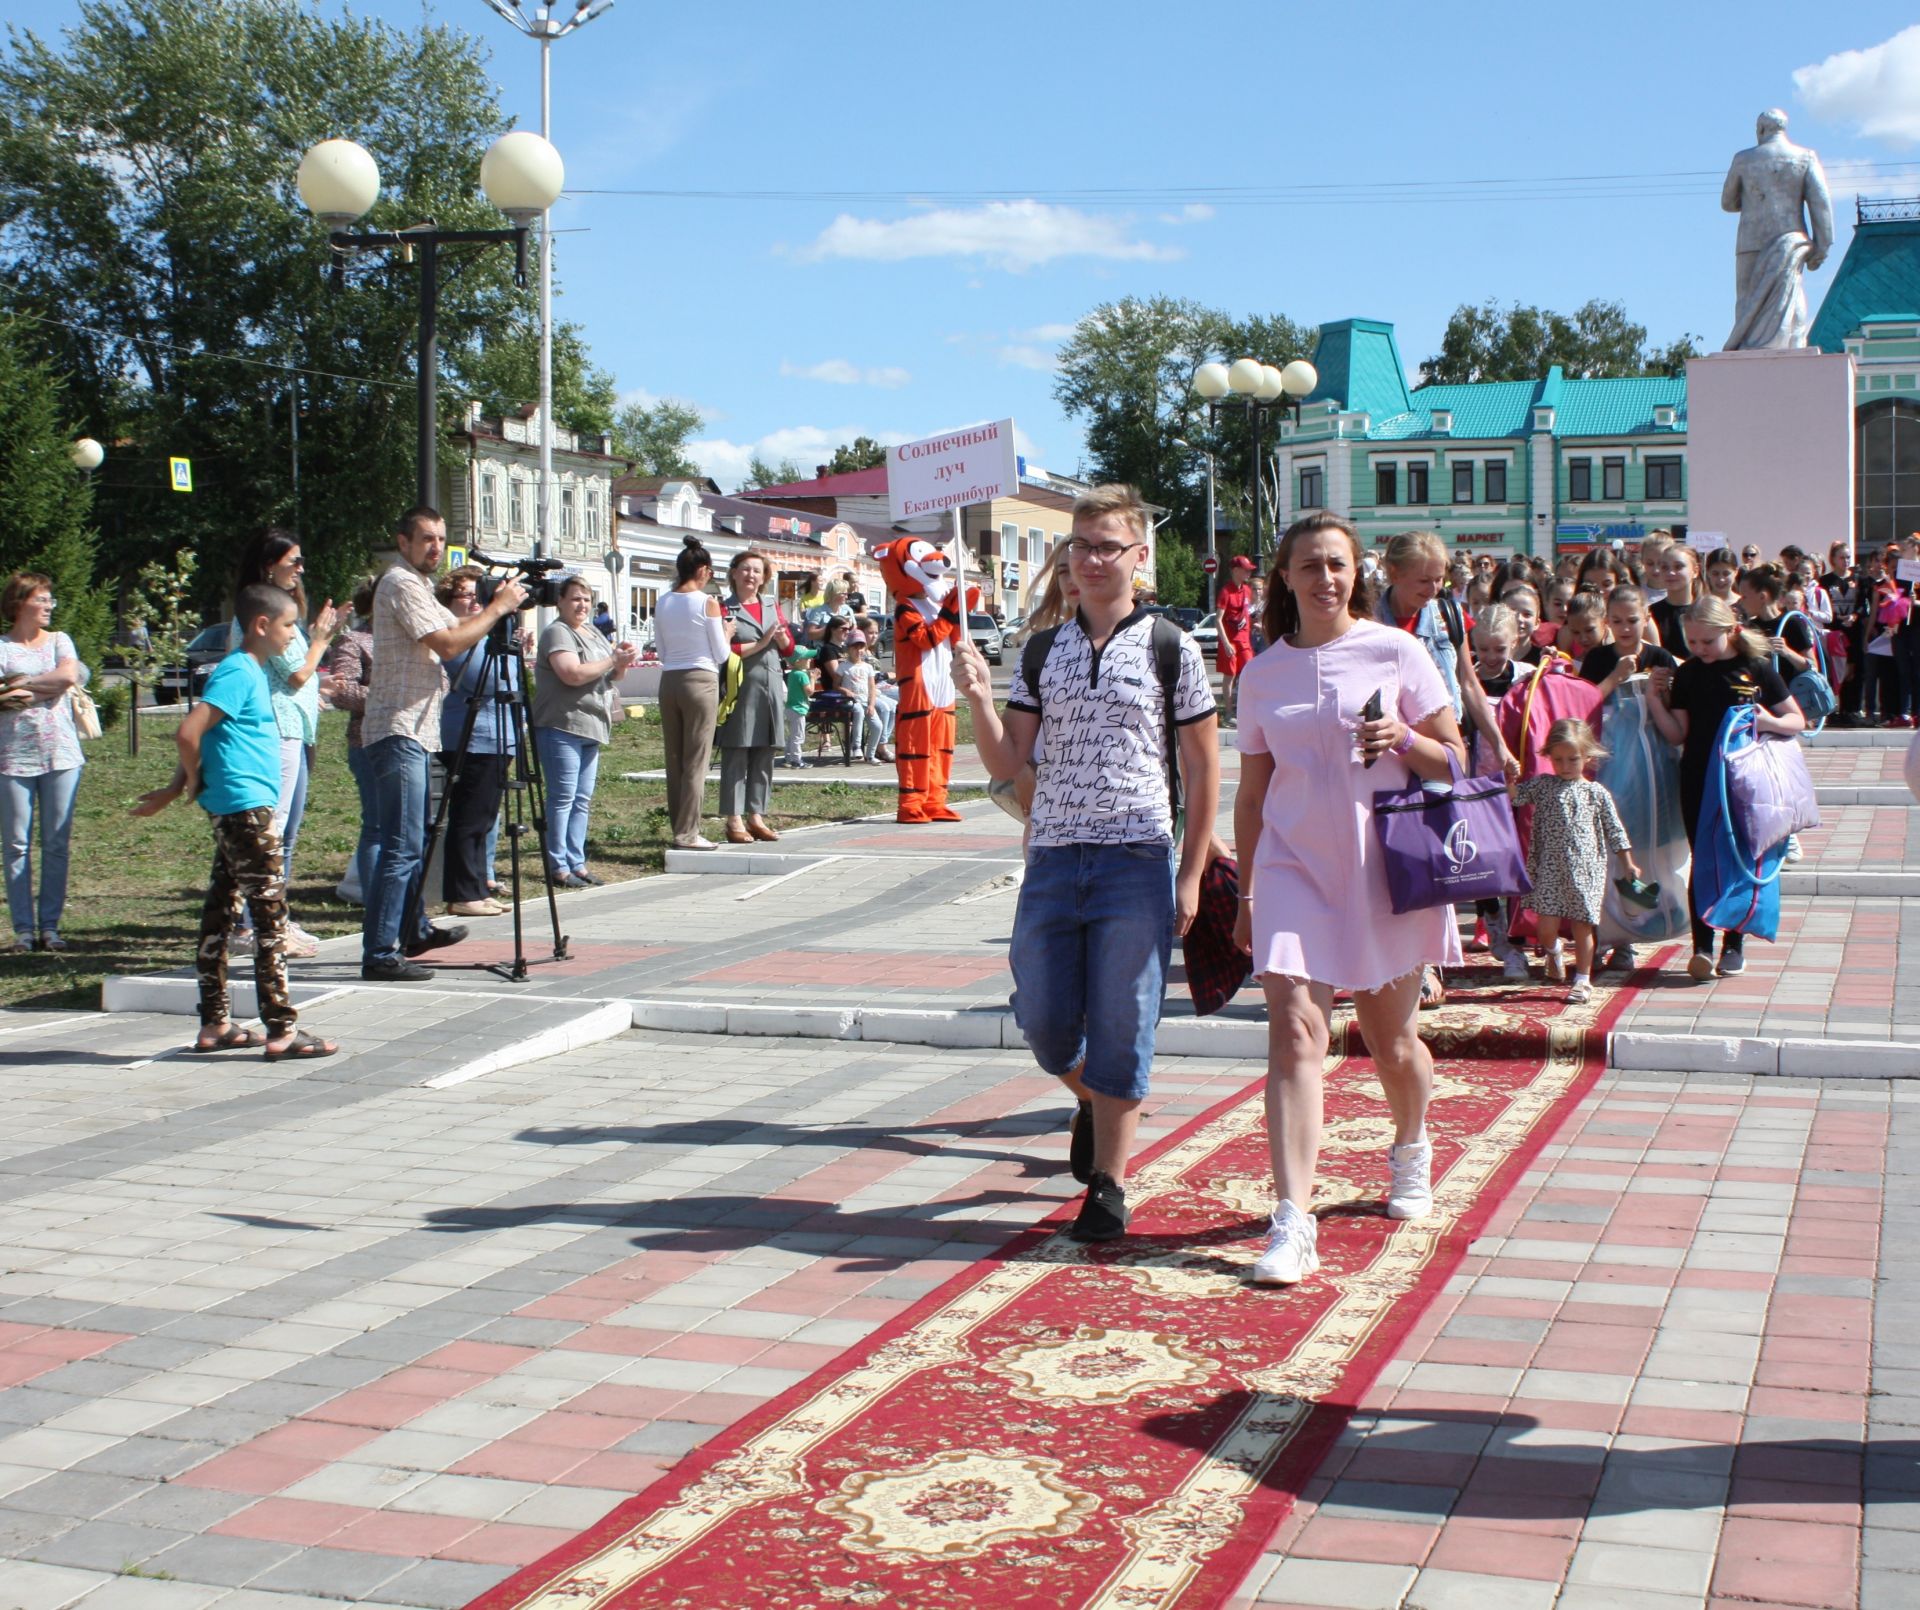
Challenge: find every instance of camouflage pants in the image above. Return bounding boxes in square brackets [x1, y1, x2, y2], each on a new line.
[197, 806, 293, 1038]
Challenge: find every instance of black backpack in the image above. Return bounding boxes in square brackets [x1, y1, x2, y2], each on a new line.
[1019, 615, 1190, 816]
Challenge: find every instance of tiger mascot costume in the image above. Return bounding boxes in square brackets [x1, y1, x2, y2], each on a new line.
[875, 536, 977, 824]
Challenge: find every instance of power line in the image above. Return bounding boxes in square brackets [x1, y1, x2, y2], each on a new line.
[9, 309, 413, 391]
[569, 158, 1920, 207]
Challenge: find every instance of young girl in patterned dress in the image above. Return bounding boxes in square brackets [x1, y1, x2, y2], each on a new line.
[1510, 718, 1644, 1005]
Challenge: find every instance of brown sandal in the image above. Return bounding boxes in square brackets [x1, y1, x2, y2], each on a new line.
[746, 816, 780, 842]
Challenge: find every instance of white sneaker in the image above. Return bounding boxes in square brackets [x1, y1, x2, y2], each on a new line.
[281, 926, 319, 959]
[1784, 835, 1803, 863]
[1251, 1202, 1319, 1286]
[1544, 948, 1567, 984]
[1387, 1138, 1434, 1221]
[1568, 979, 1593, 1005]
[1502, 951, 1531, 983]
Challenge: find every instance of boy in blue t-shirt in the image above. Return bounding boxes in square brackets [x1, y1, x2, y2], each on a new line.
[132, 585, 337, 1061]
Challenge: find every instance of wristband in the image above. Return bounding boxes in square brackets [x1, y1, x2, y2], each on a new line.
[1389, 726, 1418, 756]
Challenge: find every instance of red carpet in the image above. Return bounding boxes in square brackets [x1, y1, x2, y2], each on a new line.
[472, 966, 1660, 1610]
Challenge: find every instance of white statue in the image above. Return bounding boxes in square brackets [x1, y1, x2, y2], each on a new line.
[1722, 108, 1834, 351]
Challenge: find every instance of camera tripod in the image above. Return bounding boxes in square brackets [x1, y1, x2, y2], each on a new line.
[404, 623, 568, 980]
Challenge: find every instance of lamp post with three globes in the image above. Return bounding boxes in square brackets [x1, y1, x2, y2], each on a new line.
[1191, 357, 1318, 561]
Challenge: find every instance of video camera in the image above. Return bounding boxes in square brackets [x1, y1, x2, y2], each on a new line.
[468, 549, 573, 612]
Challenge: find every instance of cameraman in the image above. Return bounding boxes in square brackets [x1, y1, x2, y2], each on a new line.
[361, 507, 526, 982]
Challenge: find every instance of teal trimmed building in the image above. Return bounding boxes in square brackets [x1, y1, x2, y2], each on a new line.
[1810, 199, 1920, 548]
[1274, 318, 1689, 559]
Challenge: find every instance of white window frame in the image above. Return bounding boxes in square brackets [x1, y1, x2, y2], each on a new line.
[560, 485, 576, 541]
[480, 470, 499, 530]
[508, 477, 526, 534]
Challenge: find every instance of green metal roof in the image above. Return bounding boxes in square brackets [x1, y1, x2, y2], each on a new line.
[1556, 375, 1688, 436]
[1307, 319, 1687, 441]
[1809, 216, 1920, 353]
[1369, 379, 1537, 440]
[1306, 318, 1412, 421]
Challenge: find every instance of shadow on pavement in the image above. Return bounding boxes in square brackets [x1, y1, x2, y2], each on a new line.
[511, 1112, 1074, 1171]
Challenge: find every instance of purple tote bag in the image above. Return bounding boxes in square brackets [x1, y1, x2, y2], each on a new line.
[1371, 753, 1532, 915]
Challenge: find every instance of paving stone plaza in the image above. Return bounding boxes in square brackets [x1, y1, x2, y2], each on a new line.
[0, 723, 1912, 1609]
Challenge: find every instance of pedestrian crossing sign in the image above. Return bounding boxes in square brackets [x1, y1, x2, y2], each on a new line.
[168, 457, 193, 493]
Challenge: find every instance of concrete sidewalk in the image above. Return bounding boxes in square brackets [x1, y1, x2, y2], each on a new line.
[0, 1016, 1906, 1610]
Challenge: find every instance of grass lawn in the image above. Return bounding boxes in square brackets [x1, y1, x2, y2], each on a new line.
[7, 702, 974, 1013]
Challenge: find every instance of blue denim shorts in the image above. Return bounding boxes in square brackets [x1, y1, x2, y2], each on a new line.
[1009, 842, 1175, 1101]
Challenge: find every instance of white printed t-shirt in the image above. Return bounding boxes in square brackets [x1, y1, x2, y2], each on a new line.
[1006, 609, 1215, 849]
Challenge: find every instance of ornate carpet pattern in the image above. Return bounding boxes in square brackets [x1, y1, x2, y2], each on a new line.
[473, 971, 1657, 1610]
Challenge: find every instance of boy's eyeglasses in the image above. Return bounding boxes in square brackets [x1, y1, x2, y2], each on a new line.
[1066, 540, 1143, 564]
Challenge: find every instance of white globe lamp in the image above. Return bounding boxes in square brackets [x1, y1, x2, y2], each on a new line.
[1193, 362, 1230, 400]
[1281, 359, 1319, 398]
[480, 131, 565, 222]
[68, 438, 104, 472]
[296, 139, 380, 228]
[1227, 357, 1264, 395]
[1256, 365, 1285, 401]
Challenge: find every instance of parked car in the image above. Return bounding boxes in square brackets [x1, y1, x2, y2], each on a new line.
[1167, 606, 1203, 631]
[968, 612, 1004, 664]
[155, 622, 231, 704]
[1191, 613, 1219, 654]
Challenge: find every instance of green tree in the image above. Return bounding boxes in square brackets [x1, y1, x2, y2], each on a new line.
[463, 315, 618, 440]
[1054, 295, 1313, 573]
[0, 319, 108, 662]
[1151, 528, 1202, 610]
[610, 397, 705, 477]
[0, 0, 610, 610]
[1421, 299, 1701, 383]
[744, 454, 803, 491]
[825, 435, 887, 475]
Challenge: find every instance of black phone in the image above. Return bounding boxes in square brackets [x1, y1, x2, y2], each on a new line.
[1361, 687, 1385, 768]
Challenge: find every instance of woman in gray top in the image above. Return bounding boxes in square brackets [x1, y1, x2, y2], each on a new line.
[533, 576, 636, 887]
[717, 550, 792, 843]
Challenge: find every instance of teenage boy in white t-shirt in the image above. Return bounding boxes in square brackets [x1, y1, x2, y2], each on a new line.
[956, 485, 1219, 1242]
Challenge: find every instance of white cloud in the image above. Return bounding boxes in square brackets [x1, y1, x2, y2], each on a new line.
[690, 424, 911, 490]
[1024, 322, 1078, 342]
[779, 359, 912, 389]
[1157, 202, 1215, 225]
[1795, 25, 1920, 145]
[799, 200, 1181, 272]
[997, 344, 1059, 373]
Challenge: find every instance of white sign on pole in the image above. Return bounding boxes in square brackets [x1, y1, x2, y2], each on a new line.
[887, 419, 1020, 523]
[1897, 558, 1920, 585]
[1687, 530, 1728, 555]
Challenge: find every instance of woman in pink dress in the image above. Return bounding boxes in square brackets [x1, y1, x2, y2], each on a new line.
[1232, 513, 1468, 1287]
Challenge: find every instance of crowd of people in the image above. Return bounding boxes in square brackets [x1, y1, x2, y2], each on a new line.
[0, 496, 1875, 1161]
[957, 493, 1843, 1281]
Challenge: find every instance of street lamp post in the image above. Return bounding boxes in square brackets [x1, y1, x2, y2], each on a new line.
[476, 0, 615, 565]
[1191, 357, 1318, 561]
[296, 133, 564, 509]
[1172, 436, 1217, 611]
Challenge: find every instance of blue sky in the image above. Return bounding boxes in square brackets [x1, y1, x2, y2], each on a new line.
[19, 0, 1920, 486]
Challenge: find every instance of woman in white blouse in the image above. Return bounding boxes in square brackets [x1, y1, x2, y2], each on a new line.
[654, 537, 731, 850]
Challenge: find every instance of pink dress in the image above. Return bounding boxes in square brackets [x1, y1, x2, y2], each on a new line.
[1236, 620, 1458, 991]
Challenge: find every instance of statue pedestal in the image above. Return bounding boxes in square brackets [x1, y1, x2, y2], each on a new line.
[1685, 349, 1853, 555]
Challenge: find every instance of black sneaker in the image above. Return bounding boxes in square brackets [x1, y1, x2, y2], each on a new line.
[404, 924, 468, 958]
[1070, 1172, 1129, 1243]
[573, 870, 604, 887]
[1068, 1100, 1094, 1185]
[361, 957, 433, 982]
